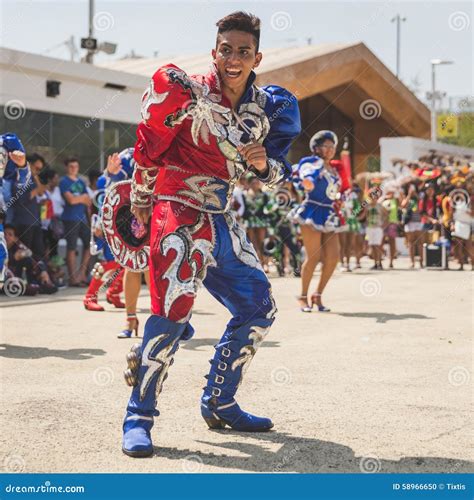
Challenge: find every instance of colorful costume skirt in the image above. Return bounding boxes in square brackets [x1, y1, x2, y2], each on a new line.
[289, 201, 346, 233]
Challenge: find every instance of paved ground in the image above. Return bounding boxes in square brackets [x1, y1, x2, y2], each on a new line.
[1, 257, 472, 474]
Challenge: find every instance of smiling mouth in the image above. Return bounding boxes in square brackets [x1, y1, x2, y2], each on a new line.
[225, 68, 242, 79]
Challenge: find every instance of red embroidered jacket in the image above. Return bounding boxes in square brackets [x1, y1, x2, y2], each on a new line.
[131, 62, 301, 213]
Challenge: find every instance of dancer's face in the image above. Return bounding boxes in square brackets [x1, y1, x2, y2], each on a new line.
[315, 140, 336, 161]
[212, 30, 262, 91]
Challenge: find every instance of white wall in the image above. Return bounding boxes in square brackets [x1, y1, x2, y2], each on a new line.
[0, 47, 148, 123]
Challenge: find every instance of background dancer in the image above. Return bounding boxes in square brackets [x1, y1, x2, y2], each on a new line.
[291, 130, 345, 312]
[100, 149, 150, 338]
[120, 11, 301, 457]
[82, 174, 125, 313]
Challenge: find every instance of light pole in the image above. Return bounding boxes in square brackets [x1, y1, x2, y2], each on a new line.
[428, 59, 453, 142]
[391, 15, 406, 78]
[85, 0, 95, 63]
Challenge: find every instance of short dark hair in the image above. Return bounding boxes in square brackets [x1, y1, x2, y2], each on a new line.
[4, 223, 16, 235]
[38, 165, 52, 185]
[64, 157, 79, 167]
[88, 169, 101, 184]
[26, 153, 45, 165]
[216, 11, 261, 52]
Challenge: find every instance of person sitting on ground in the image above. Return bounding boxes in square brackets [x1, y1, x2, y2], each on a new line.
[4, 224, 57, 295]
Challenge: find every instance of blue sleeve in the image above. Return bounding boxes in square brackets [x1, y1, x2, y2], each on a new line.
[3, 163, 17, 182]
[261, 85, 301, 187]
[12, 177, 35, 209]
[59, 177, 70, 196]
[1, 134, 26, 182]
[0, 229, 7, 271]
[101, 169, 128, 188]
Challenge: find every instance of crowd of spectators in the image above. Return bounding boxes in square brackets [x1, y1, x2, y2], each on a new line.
[1, 144, 472, 298]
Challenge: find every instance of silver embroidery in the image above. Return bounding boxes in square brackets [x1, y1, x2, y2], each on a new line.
[131, 164, 158, 207]
[176, 175, 226, 209]
[160, 217, 216, 317]
[141, 79, 169, 122]
[266, 289, 277, 320]
[260, 158, 287, 188]
[188, 96, 231, 146]
[139, 333, 177, 401]
[224, 213, 262, 270]
[231, 325, 270, 385]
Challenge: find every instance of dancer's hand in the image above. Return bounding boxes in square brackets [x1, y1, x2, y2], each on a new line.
[9, 151, 26, 167]
[106, 153, 121, 175]
[131, 204, 152, 225]
[238, 143, 267, 172]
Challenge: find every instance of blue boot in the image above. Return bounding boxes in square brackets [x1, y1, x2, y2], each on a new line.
[201, 318, 274, 432]
[122, 315, 186, 457]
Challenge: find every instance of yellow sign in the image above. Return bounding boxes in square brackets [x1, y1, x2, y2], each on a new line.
[437, 114, 459, 137]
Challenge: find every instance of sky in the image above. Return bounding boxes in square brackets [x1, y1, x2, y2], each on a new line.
[1, 0, 472, 106]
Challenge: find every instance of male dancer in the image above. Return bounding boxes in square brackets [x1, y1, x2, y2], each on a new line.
[122, 11, 301, 457]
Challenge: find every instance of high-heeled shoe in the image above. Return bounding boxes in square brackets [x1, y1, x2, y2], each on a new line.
[118, 314, 139, 339]
[310, 292, 330, 312]
[297, 295, 312, 313]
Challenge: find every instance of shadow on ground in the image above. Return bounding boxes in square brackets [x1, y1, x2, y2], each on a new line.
[154, 430, 473, 473]
[181, 338, 280, 351]
[0, 344, 106, 360]
[334, 312, 435, 324]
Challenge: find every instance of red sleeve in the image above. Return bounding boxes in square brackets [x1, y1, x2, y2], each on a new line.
[330, 159, 351, 193]
[131, 64, 192, 207]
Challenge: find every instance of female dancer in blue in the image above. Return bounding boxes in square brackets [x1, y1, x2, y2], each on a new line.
[291, 130, 346, 312]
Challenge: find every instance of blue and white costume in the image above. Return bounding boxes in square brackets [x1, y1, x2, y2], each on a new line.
[0, 133, 29, 223]
[101, 147, 135, 188]
[92, 148, 136, 261]
[290, 155, 346, 232]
